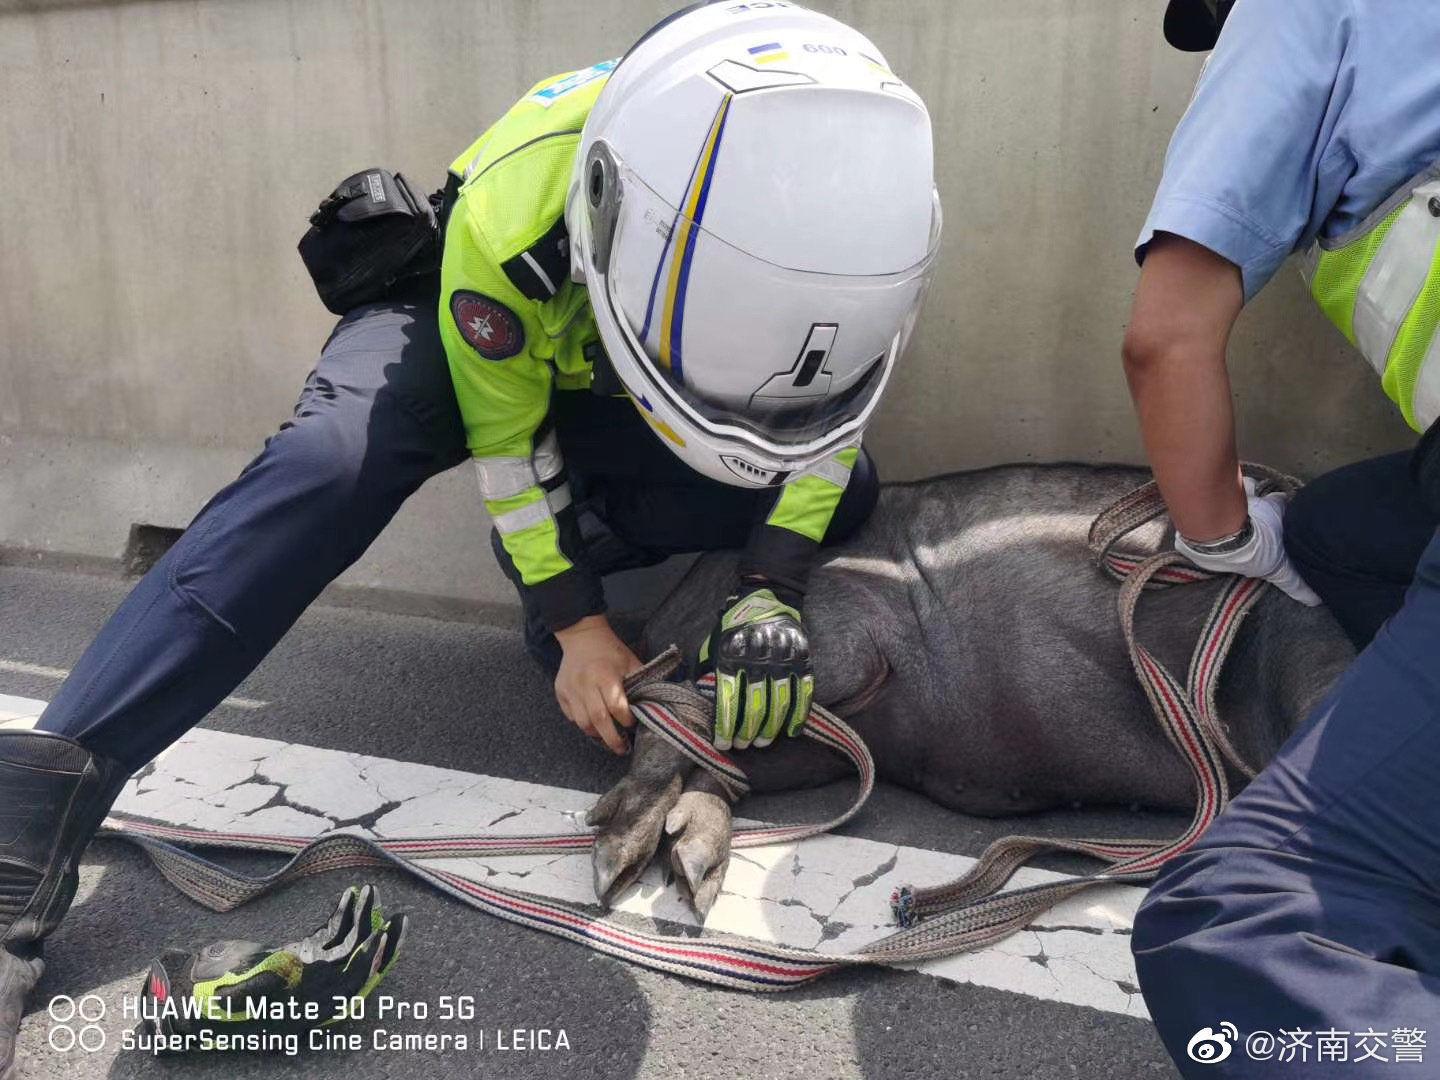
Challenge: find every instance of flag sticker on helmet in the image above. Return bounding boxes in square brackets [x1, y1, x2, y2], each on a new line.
[656, 94, 734, 379]
[451, 291, 525, 361]
[747, 42, 790, 65]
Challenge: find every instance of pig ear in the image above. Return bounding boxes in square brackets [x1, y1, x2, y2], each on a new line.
[586, 786, 625, 828]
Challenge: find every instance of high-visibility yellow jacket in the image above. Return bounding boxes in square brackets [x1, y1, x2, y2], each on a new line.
[439, 63, 858, 630]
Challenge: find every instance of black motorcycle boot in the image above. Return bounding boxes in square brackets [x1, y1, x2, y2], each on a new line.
[0, 730, 130, 1080]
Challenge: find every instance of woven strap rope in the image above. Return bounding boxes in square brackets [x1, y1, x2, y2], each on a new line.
[891, 464, 1297, 928]
[97, 468, 1295, 991]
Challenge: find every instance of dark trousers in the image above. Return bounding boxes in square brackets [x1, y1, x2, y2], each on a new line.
[38, 301, 468, 770]
[1283, 452, 1440, 648]
[37, 300, 877, 770]
[1133, 450, 1440, 1077]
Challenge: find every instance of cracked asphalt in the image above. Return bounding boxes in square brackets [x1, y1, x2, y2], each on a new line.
[0, 564, 1181, 1079]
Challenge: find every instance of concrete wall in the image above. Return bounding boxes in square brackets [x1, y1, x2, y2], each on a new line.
[0, 0, 1416, 612]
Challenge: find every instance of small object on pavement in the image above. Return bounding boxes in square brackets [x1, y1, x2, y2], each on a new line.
[138, 884, 406, 1043]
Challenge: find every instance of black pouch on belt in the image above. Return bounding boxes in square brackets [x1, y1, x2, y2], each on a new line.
[1413, 417, 1440, 518]
[298, 169, 442, 316]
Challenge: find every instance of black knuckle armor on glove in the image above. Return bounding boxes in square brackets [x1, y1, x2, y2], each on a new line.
[707, 583, 815, 751]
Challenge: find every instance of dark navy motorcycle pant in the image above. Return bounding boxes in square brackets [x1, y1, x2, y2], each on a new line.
[1133, 451, 1440, 1077]
[37, 300, 877, 770]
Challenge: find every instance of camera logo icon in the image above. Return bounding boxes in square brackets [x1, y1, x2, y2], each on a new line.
[1187, 1022, 1239, 1064]
[46, 994, 107, 1053]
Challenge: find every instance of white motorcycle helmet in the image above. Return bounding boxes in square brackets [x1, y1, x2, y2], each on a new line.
[567, 0, 942, 488]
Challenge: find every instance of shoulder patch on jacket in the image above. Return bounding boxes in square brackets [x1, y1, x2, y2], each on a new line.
[451, 291, 525, 361]
[501, 217, 571, 301]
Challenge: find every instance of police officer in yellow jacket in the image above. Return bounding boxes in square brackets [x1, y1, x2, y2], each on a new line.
[440, 5, 938, 753]
[0, 6, 939, 1070]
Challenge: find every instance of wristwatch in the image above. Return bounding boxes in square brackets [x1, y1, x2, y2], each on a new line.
[1179, 517, 1255, 555]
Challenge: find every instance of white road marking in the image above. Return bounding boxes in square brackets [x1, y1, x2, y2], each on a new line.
[0, 659, 267, 710]
[0, 693, 43, 728]
[0, 693, 1148, 1017]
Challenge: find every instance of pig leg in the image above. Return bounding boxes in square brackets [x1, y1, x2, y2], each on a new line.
[587, 727, 692, 907]
[664, 770, 733, 918]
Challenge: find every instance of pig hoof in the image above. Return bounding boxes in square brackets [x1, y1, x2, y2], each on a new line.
[587, 774, 684, 908]
[664, 791, 732, 919]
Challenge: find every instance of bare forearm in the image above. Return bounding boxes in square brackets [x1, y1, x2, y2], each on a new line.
[1119, 238, 1320, 606]
[1123, 233, 1249, 542]
[1125, 345, 1247, 542]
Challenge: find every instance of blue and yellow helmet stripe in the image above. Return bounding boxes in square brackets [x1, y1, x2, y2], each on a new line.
[637, 94, 734, 380]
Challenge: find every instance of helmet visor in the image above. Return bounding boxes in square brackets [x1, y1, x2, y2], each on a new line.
[588, 155, 940, 450]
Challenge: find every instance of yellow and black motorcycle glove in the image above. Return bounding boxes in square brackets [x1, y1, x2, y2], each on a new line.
[701, 584, 814, 751]
[139, 884, 406, 1041]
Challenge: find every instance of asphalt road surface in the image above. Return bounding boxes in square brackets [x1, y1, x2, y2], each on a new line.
[0, 563, 1182, 1080]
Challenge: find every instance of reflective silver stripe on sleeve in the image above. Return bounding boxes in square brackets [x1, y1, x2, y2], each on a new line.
[491, 498, 553, 535]
[1353, 181, 1440, 377]
[490, 484, 573, 536]
[473, 432, 565, 500]
[546, 482, 573, 516]
[1413, 330, 1440, 432]
[473, 457, 536, 501]
[533, 431, 564, 484]
[804, 454, 855, 489]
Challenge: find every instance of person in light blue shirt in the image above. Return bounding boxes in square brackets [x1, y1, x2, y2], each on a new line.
[1142, 0, 1440, 303]
[1123, 1, 1440, 1075]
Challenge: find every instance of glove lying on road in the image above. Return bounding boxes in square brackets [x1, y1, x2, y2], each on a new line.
[702, 584, 814, 751]
[139, 884, 406, 1040]
[1174, 479, 1322, 607]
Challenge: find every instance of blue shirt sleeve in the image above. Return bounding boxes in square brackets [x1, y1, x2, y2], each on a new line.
[1136, 0, 1354, 301]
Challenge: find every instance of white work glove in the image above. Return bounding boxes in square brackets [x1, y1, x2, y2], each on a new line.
[1174, 479, 1323, 607]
